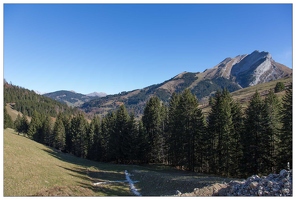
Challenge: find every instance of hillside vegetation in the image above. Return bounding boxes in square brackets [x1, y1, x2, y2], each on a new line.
[4, 81, 79, 118]
[4, 128, 238, 196]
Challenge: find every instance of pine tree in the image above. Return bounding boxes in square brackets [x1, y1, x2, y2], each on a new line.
[53, 114, 66, 150]
[27, 111, 43, 140]
[42, 115, 52, 146]
[207, 89, 235, 176]
[167, 92, 181, 167]
[229, 100, 244, 176]
[102, 112, 116, 162]
[261, 90, 281, 173]
[274, 82, 285, 93]
[70, 113, 88, 158]
[14, 114, 22, 134]
[127, 113, 140, 163]
[87, 116, 101, 160]
[137, 120, 149, 163]
[142, 96, 164, 163]
[4, 107, 14, 129]
[278, 83, 292, 170]
[241, 90, 265, 176]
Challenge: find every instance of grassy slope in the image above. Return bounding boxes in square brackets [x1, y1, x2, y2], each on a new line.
[4, 128, 238, 196]
[4, 128, 133, 196]
[201, 76, 292, 115]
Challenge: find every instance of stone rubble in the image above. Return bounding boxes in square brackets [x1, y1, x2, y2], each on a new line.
[223, 169, 292, 196]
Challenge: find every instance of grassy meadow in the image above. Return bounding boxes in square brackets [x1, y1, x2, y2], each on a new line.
[4, 128, 237, 196]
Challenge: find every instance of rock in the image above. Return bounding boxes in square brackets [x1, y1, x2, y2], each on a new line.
[280, 169, 287, 176]
[249, 181, 258, 189]
[176, 190, 182, 196]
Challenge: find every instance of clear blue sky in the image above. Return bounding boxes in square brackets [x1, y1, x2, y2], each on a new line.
[4, 4, 292, 95]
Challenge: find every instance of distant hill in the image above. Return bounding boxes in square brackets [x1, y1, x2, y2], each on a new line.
[86, 92, 107, 97]
[4, 82, 79, 118]
[43, 90, 106, 107]
[80, 50, 292, 118]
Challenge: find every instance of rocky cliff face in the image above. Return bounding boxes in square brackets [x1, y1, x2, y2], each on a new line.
[230, 50, 291, 87]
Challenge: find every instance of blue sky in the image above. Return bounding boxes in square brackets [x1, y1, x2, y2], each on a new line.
[4, 4, 292, 95]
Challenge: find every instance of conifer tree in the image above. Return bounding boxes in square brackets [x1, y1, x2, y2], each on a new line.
[137, 120, 149, 163]
[27, 111, 43, 140]
[229, 100, 244, 176]
[127, 113, 140, 162]
[261, 90, 281, 173]
[42, 115, 52, 146]
[241, 90, 265, 176]
[278, 83, 292, 170]
[4, 107, 14, 129]
[102, 112, 116, 162]
[14, 114, 22, 134]
[207, 89, 235, 175]
[53, 114, 66, 150]
[70, 113, 88, 158]
[87, 116, 101, 160]
[109, 105, 130, 163]
[167, 92, 181, 167]
[142, 96, 164, 163]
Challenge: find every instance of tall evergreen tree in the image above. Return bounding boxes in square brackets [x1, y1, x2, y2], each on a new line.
[142, 96, 164, 163]
[229, 100, 244, 176]
[53, 114, 66, 150]
[27, 111, 43, 141]
[167, 92, 181, 167]
[4, 107, 14, 129]
[137, 120, 149, 163]
[241, 91, 265, 176]
[42, 115, 52, 146]
[102, 112, 116, 162]
[261, 90, 281, 173]
[207, 89, 235, 176]
[278, 83, 292, 170]
[70, 113, 89, 158]
[109, 105, 130, 163]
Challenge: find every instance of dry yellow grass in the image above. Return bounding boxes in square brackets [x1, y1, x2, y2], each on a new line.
[4, 128, 132, 196]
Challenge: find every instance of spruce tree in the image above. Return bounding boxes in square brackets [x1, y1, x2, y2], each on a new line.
[53, 114, 66, 150]
[278, 83, 292, 170]
[142, 96, 164, 163]
[229, 100, 244, 176]
[14, 114, 22, 134]
[70, 113, 88, 158]
[167, 92, 181, 167]
[4, 107, 14, 129]
[261, 90, 281, 173]
[87, 116, 101, 160]
[42, 115, 52, 146]
[27, 111, 42, 140]
[242, 90, 265, 176]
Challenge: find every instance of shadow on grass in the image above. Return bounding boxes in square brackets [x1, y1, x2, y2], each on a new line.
[40, 147, 132, 196]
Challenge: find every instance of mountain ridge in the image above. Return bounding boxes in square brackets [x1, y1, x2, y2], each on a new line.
[79, 50, 292, 117]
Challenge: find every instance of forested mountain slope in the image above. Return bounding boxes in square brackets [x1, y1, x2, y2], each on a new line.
[4, 81, 80, 118]
[80, 50, 292, 117]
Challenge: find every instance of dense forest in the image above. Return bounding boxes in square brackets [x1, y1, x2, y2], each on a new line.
[4, 82, 292, 178]
[4, 80, 80, 117]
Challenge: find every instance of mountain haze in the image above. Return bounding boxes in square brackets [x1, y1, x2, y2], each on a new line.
[43, 90, 97, 107]
[80, 50, 292, 117]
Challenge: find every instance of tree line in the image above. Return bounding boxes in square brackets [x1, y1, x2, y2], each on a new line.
[4, 83, 292, 178]
[4, 81, 78, 117]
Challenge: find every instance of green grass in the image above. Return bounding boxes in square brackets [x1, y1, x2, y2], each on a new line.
[4, 128, 240, 196]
